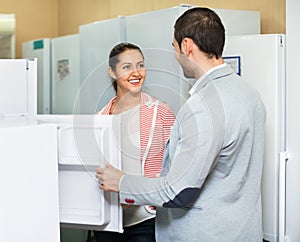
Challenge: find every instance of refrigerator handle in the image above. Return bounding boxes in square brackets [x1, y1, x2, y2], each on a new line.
[279, 151, 290, 242]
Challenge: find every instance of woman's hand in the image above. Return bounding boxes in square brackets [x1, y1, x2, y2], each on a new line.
[95, 163, 125, 192]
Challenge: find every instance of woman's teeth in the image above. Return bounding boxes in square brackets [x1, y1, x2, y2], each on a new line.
[129, 79, 140, 83]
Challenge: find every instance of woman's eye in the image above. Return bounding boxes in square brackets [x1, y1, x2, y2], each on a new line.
[137, 63, 145, 69]
[123, 65, 130, 70]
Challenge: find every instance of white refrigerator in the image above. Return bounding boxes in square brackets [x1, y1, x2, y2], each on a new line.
[0, 58, 59, 242]
[78, 17, 126, 114]
[36, 114, 123, 233]
[22, 38, 51, 114]
[286, 1, 300, 241]
[0, 115, 123, 242]
[223, 34, 286, 242]
[51, 34, 80, 114]
[0, 59, 37, 116]
[0, 59, 123, 242]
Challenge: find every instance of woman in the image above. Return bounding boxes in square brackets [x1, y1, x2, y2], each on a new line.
[94, 43, 175, 242]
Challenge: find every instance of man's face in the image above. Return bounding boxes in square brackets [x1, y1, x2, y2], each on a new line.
[172, 37, 195, 79]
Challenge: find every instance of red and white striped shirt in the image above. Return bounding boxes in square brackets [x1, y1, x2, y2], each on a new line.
[100, 92, 175, 178]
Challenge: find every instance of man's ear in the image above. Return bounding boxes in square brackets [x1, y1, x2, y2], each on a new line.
[181, 37, 194, 56]
[108, 67, 116, 79]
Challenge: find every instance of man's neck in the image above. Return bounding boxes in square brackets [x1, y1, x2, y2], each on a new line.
[194, 57, 224, 79]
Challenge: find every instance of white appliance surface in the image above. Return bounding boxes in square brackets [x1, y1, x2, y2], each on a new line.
[22, 38, 51, 114]
[51, 34, 80, 114]
[0, 56, 123, 237]
[0, 58, 37, 115]
[223, 34, 286, 242]
[213, 8, 260, 36]
[0, 114, 123, 236]
[125, 6, 190, 114]
[0, 122, 60, 242]
[37, 114, 123, 232]
[78, 17, 126, 114]
[286, 0, 300, 241]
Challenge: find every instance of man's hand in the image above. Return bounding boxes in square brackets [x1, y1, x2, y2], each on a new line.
[95, 163, 125, 192]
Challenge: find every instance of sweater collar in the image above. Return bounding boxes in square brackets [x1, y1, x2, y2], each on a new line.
[189, 63, 233, 96]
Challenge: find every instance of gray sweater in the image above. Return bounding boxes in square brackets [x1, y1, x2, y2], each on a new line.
[120, 64, 266, 242]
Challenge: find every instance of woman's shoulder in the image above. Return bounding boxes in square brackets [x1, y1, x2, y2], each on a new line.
[142, 93, 173, 111]
[97, 96, 117, 115]
[157, 101, 174, 114]
[97, 105, 109, 115]
[141, 92, 163, 105]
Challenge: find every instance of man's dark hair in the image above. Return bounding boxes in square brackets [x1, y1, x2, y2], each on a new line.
[174, 7, 225, 59]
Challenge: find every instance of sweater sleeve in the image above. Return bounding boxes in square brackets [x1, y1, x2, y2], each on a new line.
[119, 86, 226, 208]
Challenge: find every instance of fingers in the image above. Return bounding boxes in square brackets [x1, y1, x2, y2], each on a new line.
[105, 162, 116, 169]
[95, 168, 104, 188]
[95, 167, 110, 191]
[95, 162, 123, 193]
[95, 167, 101, 173]
[95, 171, 102, 180]
[100, 184, 109, 191]
[96, 162, 113, 172]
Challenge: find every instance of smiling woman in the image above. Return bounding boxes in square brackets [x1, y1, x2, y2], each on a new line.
[94, 42, 176, 242]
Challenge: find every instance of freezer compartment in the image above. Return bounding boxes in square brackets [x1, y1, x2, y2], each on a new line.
[37, 114, 123, 231]
[56, 121, 111, 167]
[37, 114, 121, 167]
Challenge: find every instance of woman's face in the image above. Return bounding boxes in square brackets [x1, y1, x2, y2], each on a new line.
[110, 49, 146, 96]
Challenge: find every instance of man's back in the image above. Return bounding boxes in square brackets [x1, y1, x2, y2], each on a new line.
[156, 64, 266, 242]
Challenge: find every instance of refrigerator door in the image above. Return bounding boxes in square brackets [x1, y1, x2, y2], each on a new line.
[22, 38, 51, 114]
[37, 114, 123, 232]
[51, 34, 80, 114]
[223, 34, 286, 242]
[0, 58, 37, 116]
[0, 122, 60, 242]
[78, 17, 126, 114]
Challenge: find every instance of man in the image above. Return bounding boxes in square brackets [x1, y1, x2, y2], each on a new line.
[96, 7, 266, 241]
